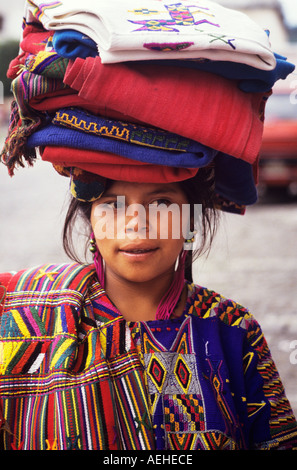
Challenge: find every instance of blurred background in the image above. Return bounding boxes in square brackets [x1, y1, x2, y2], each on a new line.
[0, 0, 297, 416]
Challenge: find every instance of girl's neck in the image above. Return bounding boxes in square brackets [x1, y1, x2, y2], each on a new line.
[104, 269, 186, 322]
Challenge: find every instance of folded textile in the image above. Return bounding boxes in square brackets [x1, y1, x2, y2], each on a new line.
[28, 123, 218, 168]
[54, 163, 248, 214]
[5, 40, 269, 172]
[29, 88, 143, 124]
[41, 146, 199, 183]
[27, 107, 218, 168]
[213, 195, 246, 215]
[27, 124, 217, 168]
[53, 30, 99, 59]
[213, 153, 257, 205]
[26, 0, 276, 68]
[1, 75, 150, 175]
[52, 107, 214, 155]
[40, 142, 256, 206]
[1, 52, 69, 175]
[64, 57, 269, 163]
[53, 28, 294, 93]
[25, 51, 69, 78]
[7, 24, 54, 79]
[55, 166, 107, 201]
[147, 52, 295, 93]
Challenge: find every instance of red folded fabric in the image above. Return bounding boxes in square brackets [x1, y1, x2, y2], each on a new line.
[64, 57, 269, 164]
[41, 146, 198, 182]
[7, 25, 53, 79]
[29, 88, 146, 125]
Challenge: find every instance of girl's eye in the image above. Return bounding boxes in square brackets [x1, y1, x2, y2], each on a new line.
[100, 200, 125, 210]
[150, 198, 171, 207]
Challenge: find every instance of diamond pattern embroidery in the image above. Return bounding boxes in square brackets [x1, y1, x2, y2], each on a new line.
[141, 318, 207, 444]
[144, 352, 199, 395]
[147, 354, 167, 393]
[174, 355, 192, 393]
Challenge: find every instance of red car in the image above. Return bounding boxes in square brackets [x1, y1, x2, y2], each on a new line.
[259, 85, 297, 194]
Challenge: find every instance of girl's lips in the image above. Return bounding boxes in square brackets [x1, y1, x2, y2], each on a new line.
[119, 243, 158, 252]
[118, 245, 159, 259]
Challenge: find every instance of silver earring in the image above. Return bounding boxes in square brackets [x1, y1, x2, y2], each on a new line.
[184, 230, 197, 250]
[185, 232, 197, 244]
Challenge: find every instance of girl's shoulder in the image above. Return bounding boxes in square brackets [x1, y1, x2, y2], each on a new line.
[0, 263, 97, 314]
[0, 262, 96, 286]
[187, 282, 256, 331]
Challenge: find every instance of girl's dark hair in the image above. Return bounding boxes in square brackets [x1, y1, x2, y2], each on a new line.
[62, 167, 220, 280]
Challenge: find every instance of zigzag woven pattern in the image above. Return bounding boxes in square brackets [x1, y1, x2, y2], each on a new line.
[53, 107, 196, 152]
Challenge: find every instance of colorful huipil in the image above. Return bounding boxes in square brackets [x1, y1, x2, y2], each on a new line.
[0, 263, 296, 450]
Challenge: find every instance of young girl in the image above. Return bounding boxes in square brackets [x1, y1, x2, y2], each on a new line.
[0, 0, 296, 452]
[0, 168, 296, 450]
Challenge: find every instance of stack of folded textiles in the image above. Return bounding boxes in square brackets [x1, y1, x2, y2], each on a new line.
[1, 0, 295, 212]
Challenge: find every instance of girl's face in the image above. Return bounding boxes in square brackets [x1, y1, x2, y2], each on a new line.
[90, 181, 189, 285]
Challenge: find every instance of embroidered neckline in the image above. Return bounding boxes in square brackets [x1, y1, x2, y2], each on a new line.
[92, 279, 197, 327]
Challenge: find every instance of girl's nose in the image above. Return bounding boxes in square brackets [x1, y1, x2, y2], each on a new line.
[124, 203, 149, 238]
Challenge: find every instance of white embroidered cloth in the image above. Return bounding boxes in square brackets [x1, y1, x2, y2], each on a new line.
[25, 0, 276, 69]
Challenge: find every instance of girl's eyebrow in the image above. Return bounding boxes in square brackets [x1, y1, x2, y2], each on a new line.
[99, 193, 119, 199]
[146, 188, 177, 196]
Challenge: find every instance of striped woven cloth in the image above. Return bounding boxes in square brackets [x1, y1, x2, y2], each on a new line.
[0, 263, 296, 450]
[1, 49, 69, 175]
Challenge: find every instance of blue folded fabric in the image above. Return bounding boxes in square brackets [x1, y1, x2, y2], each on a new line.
[27, 124, 218, 168]
[27, 126, 257, 206]
[52, 29, 295, 93]
[214, 153, 257, 205]
[51, 107, 210, 155]
[53, 29, 98, 59]
[150, 53, 295, 93]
